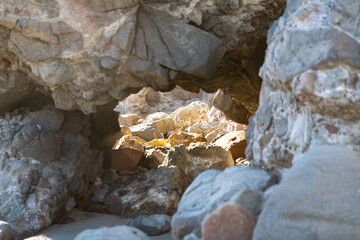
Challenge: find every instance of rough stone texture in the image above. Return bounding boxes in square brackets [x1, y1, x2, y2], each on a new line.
[128, 214, 171, 236]
[0, 107, 102, 238]
[74, 226, 150, 240]
[105, 166, 182, 218]
[246, 0, 360, 171]
[130, 124, 164, 142]
[143, 112, 176, 135]
[170, 101, 210, 131]
[171, 166, 276, 240]
[202, 203, 256, 240]
[139, 147, 169, 170]
[116, 86, 214, 119]
[163, 145, 234, 189]
[168, 132, 207, 147]
[0, 221, 12, 240]
[213, 131, 247, 160]
[253, 145, 360, 240]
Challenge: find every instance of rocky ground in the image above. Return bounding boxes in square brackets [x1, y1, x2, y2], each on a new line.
[0, 0, 359, 239]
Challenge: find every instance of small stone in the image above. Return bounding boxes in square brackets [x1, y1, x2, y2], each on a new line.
[202, 203, 256, 240]
[168, 132, 207, 147]
[101, 169, 119, 184]
[103, 148, 143, 172]
[213, 131, 247, 159]
[105, 195, 124, 215]
[128, 214, 171, 236]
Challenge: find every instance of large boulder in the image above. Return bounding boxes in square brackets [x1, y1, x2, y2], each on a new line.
[0, 107, 102, 238]
[171, 166, 276, 240]
[246, 0, 360, 170]
[253, 145, 360, 240]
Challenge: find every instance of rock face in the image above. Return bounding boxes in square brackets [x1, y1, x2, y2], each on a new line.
[171, 166, 276, 240]
[74, 226, 150, 240]
[253, 145, 360, 240]
[0, 0, 285, 121]
[0, 221, 13, 240]
[213, 131, 247, 160]
[0, 107, 102, 238]
[246, 0, 360, 170]
[128, 214, 171, 236]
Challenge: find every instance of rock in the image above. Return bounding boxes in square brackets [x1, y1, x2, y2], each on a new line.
[0, 108, 100, 238]
[163, 145, 234, 189]
[103, 148, 144, 172]
[213, 131, 247, 159]
[128, 214, 171, 236]
[145, 139, 167, 147]
[116, 87, 211, 119]
[229, 189, 263, 216]
[130, 124, 164, 142]
[101, 169, 119, 185]
[202, 203, 256, 240]
[253, 145, 360, 240]
[187, 123, 213, 135]
[170, 101, 210, 131]
[120, 114, 139, 126]
[118, 115, 131, 127]
[105, 166, 182, 217]
[143, 112, 176, 135]
[74, 226, 150, 240]
[168, 132, 207, 147]
[171, 166, 276, 240]
[139, 147, 169, 170]
[213, 90, 250, 124]
[25, 236, 54, 240]
[113, 135, 145, 152]
[247, 0, 360, 170]
[91, 185, 109, 205]
[0, 221, 12, 240]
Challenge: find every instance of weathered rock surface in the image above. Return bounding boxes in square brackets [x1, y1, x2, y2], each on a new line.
[103, 148, 144, 172]
[128, 214, 171, 236]
[213, 131, 247, 160]
[163, 145, 234, 189]
[168, 132, 207, 147]
[130, 124, 164, 142]
[171, 166, 276, 240]
[143, 112, 176, 135]
[105, 166, 182, 218]
[0, 107, 102, 238]
[202, 203, 256, 240]
[170, 101, 210, 131]
[246, 0, 360, 170]
[74, 226, 150, 240]
[253, 145, 360, 240]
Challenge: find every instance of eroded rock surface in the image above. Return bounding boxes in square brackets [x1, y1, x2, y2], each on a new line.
[246, 0, 360, 171]
[0, 106, 102, 238]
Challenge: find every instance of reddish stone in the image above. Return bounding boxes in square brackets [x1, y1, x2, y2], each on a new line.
[103, 148, 143, 171]
[202, 203, 256, 240]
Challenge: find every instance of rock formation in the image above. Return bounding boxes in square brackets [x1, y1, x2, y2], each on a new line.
[246, 0, 360, 171]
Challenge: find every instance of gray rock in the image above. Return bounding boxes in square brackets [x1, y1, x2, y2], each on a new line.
[171, 166, 276, 240]
[0, 107, 100, 238]
[229, 189, 263, 216]
[247, 0, 360, 170]
[0, 221, 12, 240]
[100, 56, 118, 69]
[74, 226, 150, 240]
[128, 214, 171, 236]
[253, 145, 360, 240]
[101, 169, 119, 184]
[130, 124, 164, 142]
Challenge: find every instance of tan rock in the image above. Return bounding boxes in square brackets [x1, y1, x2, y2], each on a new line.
[139, 147, 169, 169]
[113, 135, 145, 152]
[118, 115, 131, 127]
[120, 114, 139, 126]
[187, 123, 213, 135]
[202, 203, 256, 240]
[213, 131, 247, 159]
[168, 132, 207, 147]
[143, 112, 176, 135]
[170, 101, 210, 131]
